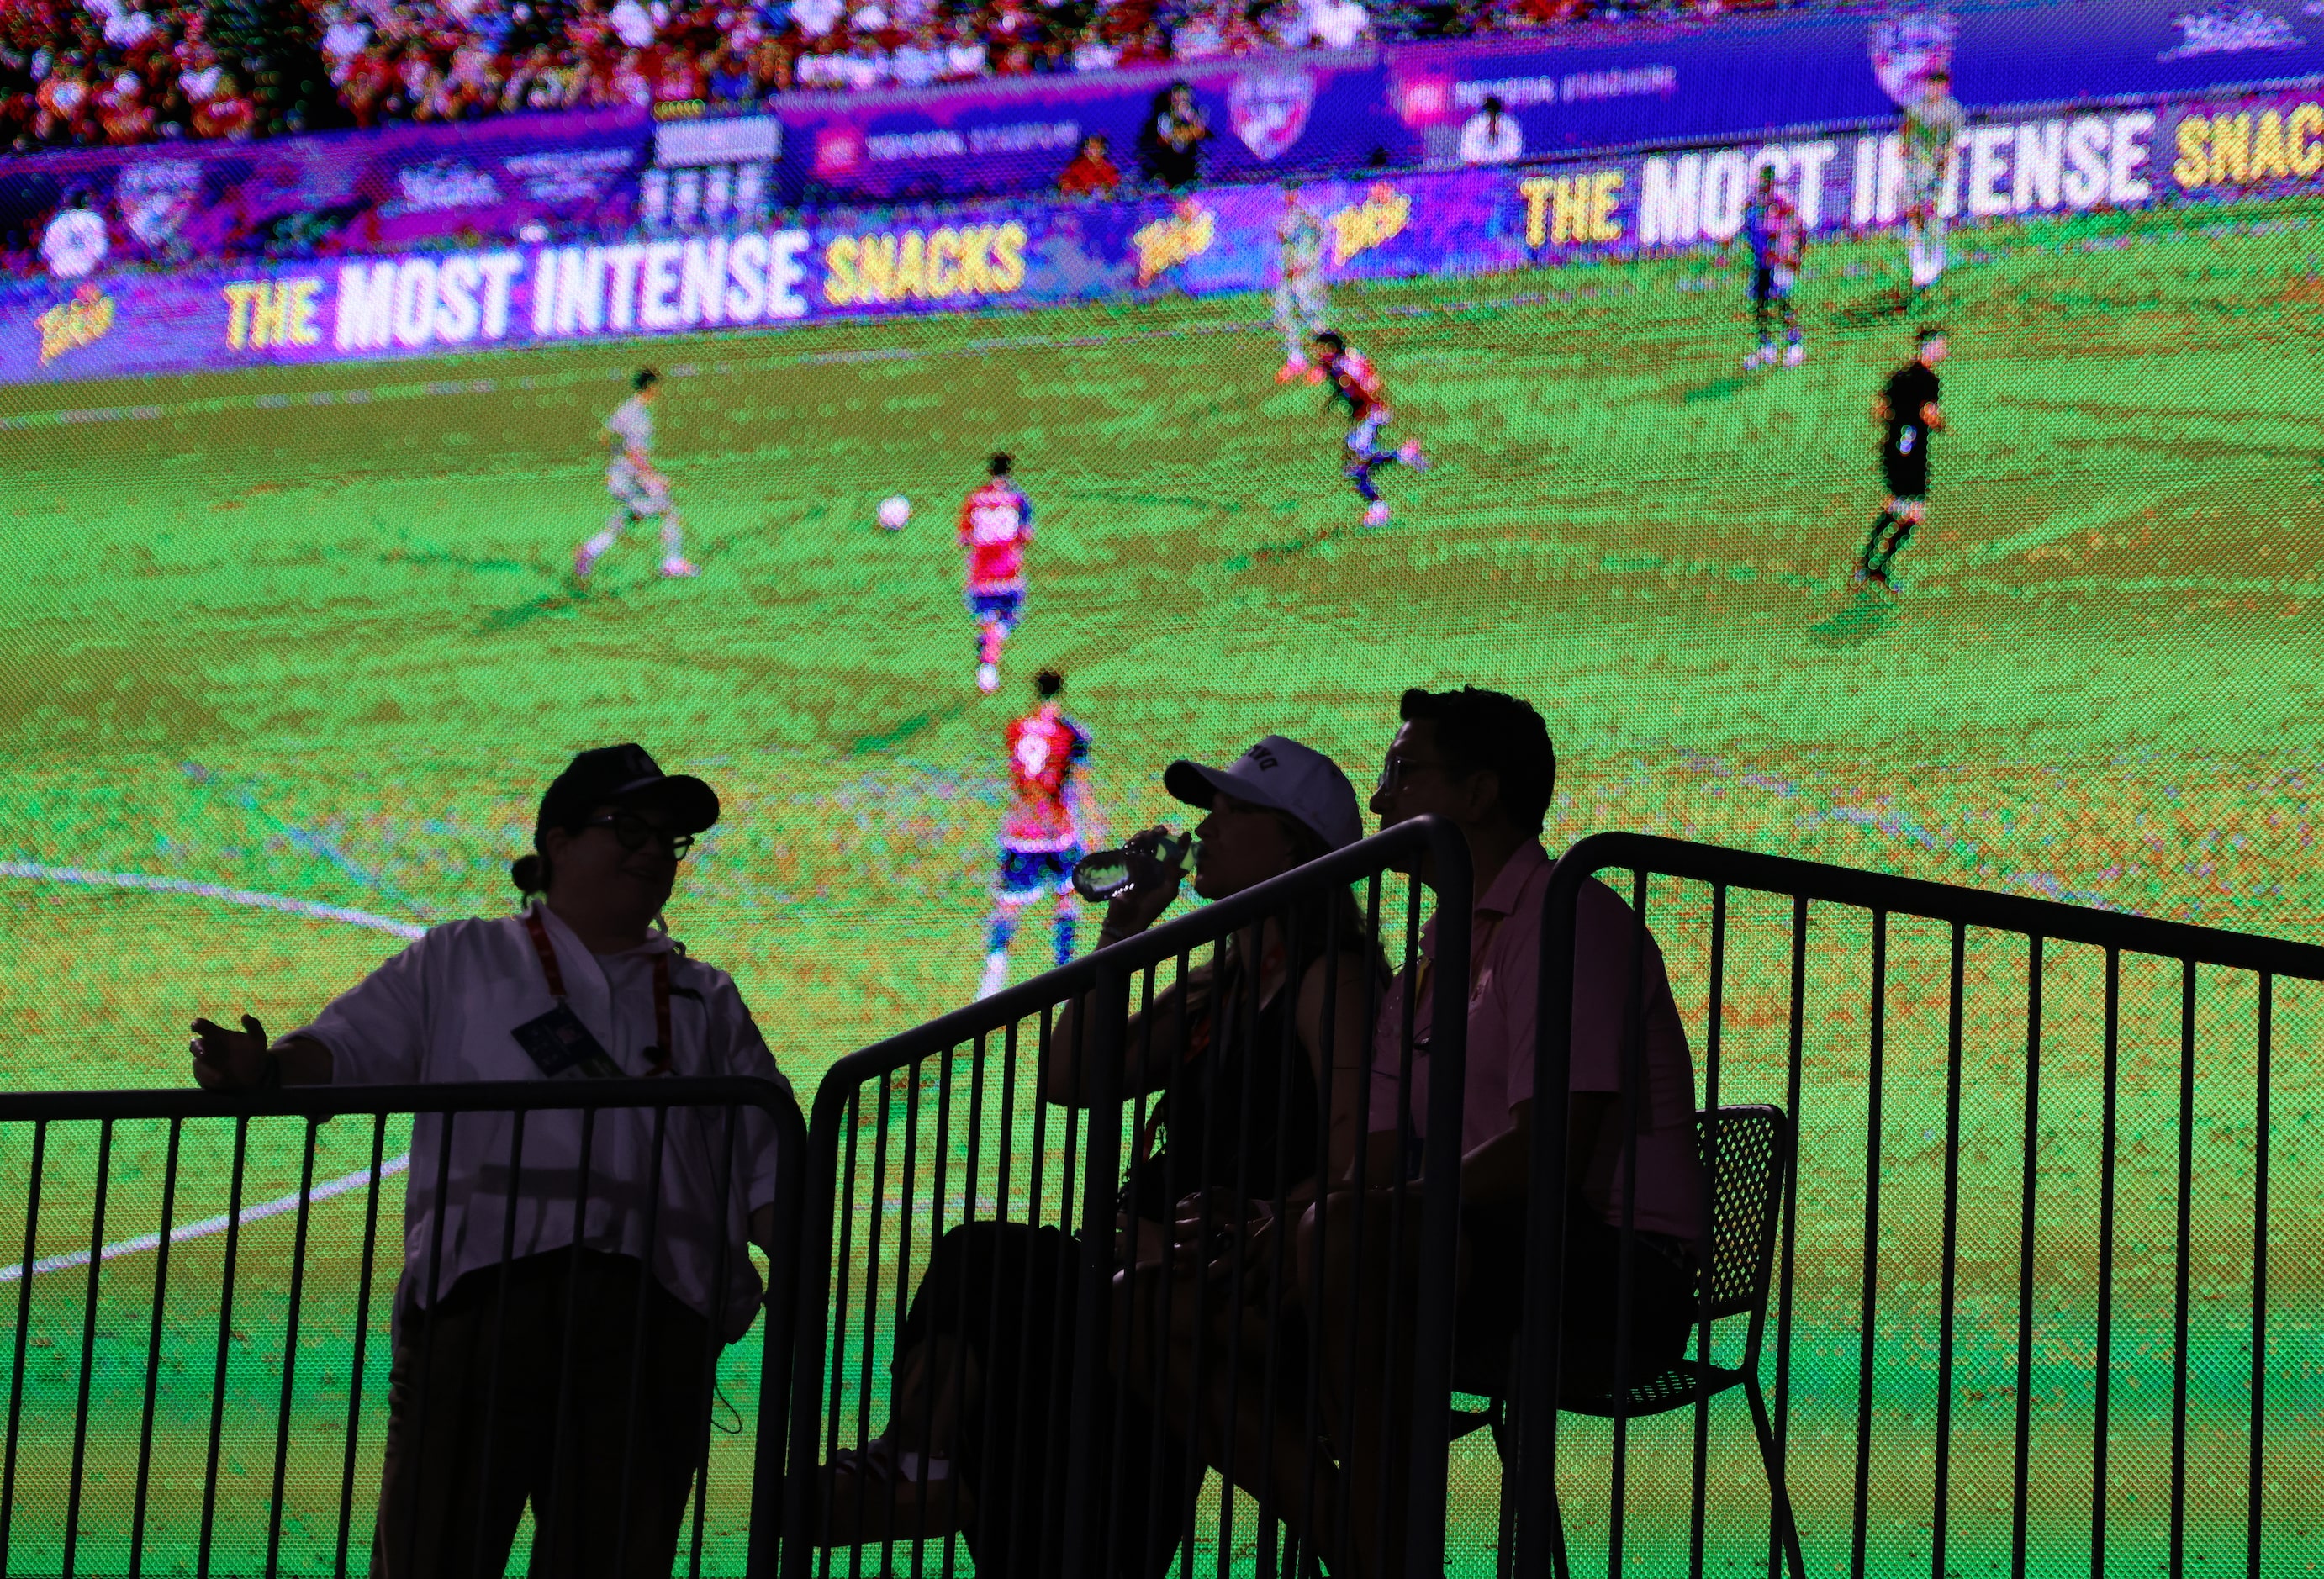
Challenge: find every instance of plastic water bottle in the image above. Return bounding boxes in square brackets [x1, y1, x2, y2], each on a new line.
[1071, 828, 1192, 903]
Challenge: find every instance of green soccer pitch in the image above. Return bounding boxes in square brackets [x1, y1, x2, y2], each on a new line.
[0, 198, 2319, 1576]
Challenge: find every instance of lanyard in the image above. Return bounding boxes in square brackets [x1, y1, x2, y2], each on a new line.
[523, 906, 673, 1078]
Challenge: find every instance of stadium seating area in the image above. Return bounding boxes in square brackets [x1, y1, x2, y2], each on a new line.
[2, 0, 1808, 151]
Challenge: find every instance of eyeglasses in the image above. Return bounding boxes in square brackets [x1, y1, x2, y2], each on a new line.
[584, 811, 694, 859]
[1376, 755, 1451, 797]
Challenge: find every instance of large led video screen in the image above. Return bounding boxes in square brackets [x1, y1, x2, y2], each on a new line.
[2, 0, 2319, 1571]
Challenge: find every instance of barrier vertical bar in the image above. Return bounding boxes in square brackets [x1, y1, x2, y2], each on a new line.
[129, 1115, 184, 1579]
[331, 1116, 391, 1578]
[611, 1103, 674, 1571]
[1606, 868, 1651, 1579]
[61, 1117, 114, 1579]
[540, 1108, 597, 1574]
[1519, 844, 1581, 1579]
[1403, 819, 1470, 1576]
[2090, 950, 2121, 1579]
[874, 1058, 922, 1567]
[1770, 897, 1808, 1579]
[1213, 903, 1272, 1579]
[2247, 974, 2270, 1579]
[1847, 912, 1886, 1579]
[2009, 937, 2042, 1579]
[1059, 957, 1130, 1577]
[936, 1028, 990, 1579]
[197, 1112, 253, 1579]
[915, 1043, 958, 1579]
[1688, 883, 1728, 1579]
[849, 1064, 892, 1576]
[2168, 959, 2195, 1579]
[0, 1118, 42, 1576]
[263, 1120, 322, 1579]
[465, 1113, 529, 1579]
[684, 1101, 745, 1579]
[1930, 922, 1966, 1579]
[751, 1095, 807, 1579]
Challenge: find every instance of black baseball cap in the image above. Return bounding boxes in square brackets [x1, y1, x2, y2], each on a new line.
[536, 744, 720, 842]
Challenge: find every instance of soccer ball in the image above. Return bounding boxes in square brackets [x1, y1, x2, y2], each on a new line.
[877, 494, 911, 531]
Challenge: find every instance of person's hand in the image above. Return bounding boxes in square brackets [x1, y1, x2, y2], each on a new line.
[1165, 1188, 1276, 1281]
[189, 1013, 273, 1091]
[1100, 826, 1185, 937]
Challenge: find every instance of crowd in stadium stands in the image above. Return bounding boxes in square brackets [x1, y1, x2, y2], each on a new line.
[2, 0, 1798, 153]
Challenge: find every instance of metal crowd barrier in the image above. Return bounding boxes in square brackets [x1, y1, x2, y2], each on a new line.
[0, 1076, 804, 1579]
[1512, 834, 2324, 1579]
[5, 831, 2316, 1579]
[781, 816, 1474, 1579]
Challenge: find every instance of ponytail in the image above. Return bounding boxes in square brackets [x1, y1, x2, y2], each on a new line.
[511, 851, 550, 900]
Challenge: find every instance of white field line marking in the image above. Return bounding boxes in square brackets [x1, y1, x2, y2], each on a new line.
[0, 862, 428, 938]
[0, 861, 425, 1282]
[0, 1154, 411, 1285]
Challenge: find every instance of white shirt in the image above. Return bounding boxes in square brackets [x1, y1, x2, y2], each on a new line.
[291, 903, 793, 1341]
[1460, 109, 1523, 165]
[41, 209, 108, 279]
[610, 0, 658, 46]
[791, 0, 843, 36]
[605, 393, 653, 467]
[1306, 0, 1370, 48]
[104, 5, 156, 47]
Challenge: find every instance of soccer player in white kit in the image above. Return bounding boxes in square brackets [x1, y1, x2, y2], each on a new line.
[1902, 66, 1966, 296]
[1273, 184, 1329, 385]
[576, 367, 697, 580]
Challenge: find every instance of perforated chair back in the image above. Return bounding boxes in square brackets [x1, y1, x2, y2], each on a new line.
[1693, 1103, 1791, 1359]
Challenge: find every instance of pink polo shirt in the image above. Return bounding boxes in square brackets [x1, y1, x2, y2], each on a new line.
[1369, 841, 1708, 1249]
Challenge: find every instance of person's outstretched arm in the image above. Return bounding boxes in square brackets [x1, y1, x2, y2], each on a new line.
[190, 1014, 334, 1088]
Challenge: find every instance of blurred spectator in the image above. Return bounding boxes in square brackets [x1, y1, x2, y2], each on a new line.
[1138, 79, 1207, 189]
[1304, 0, 1371, 46]
[40, 189, 108, 277]
[1056, 131, 1119, 196]
[96, 67, 153, 140]
[1458, 92, 1522, 163]
[0, 0, 1816, 153]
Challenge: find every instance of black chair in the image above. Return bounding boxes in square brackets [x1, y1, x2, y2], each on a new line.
[1449, 1103, 1806, 1579]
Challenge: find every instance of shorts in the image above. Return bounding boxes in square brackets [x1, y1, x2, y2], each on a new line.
[966, 588, 1024, 630]
[1456, 1192, 1697, 1397]
[997, 845, 1081, 900]
[1347, 410, 1392, 455]
[1904, 172, 1946, 224]
[607, 463, 672, 516]
[1751, 264, 1795, 302]
[1882, 451, 1929, 501]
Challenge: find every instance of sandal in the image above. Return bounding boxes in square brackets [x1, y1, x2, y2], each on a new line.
[816, 1436, 978, 1546]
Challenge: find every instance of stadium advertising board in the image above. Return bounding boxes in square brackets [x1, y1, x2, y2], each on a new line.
[1388, 0, 2324, 165]
[8, 80, 2319, 385]
[775, 50, 1411, 203]
[0, 107, 654, 277]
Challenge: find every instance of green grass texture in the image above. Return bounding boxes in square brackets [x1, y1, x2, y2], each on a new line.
[0, 198, 2319, 1574]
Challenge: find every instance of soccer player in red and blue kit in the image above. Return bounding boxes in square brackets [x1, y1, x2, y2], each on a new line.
[980, 668, 1097, 1000]
[959, 452, 1035, 694]
[1742, 167, 1806, 371]
[1313, 330, 1429, 528]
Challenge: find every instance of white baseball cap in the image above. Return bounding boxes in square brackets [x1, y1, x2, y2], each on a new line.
[1163, 735, 1364, 853]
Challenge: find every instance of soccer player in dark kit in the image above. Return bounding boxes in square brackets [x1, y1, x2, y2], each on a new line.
[1857, 325, 1948, 590]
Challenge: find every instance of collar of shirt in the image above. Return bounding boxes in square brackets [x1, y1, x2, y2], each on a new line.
[1415, 837, 1550, 964]
[527, 900, 679, 1035]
